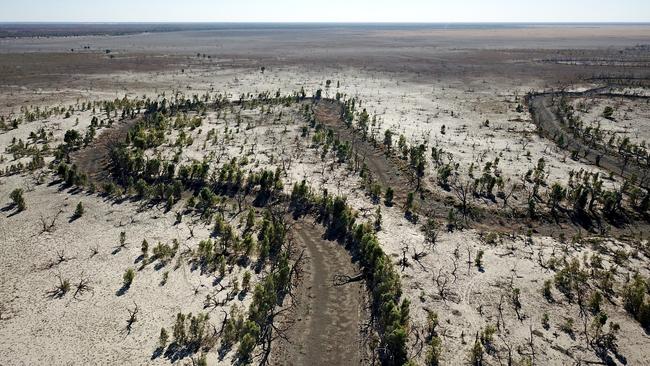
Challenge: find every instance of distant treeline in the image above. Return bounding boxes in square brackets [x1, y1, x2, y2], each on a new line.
[4, 22, 644, 38]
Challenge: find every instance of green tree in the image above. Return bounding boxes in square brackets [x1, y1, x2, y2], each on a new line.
[548, 182, 566, 215]
[384, 130, 393, 151]
[141, 239, 149, 260]
[242, 271, 252, 292]
[74, 202, 84, 218]
[173, 313, 187, 345]
[421, 218, 439, 249]
[622, 273, 650, 328]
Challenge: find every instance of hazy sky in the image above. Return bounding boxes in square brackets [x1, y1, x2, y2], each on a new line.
[1, 0, 649, 22]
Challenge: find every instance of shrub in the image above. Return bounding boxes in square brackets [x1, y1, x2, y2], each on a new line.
[475, 250, 484, 269]
[542, 312, 550, 330]
[242, 271, 252, 292]
[421, 218, 439, 249]
[427, 311, 439, 336]
[123, 268, 135, 287]
[589, 291, 603, 314]
[245, 208, 255, 231]
[480, 325, 497, 348]
[195, 354, 207, 366]
[237, 333, 256, 361]
[9, 188, 25, 211]
[173, 313, 187, 345]
[159, 328, 169, 348]
[141, 239, 149, 259]
[542, 279, 553, 301]
[602, 106, 614, 119]
[425, 336, 442, 365]
[468, 334, 483, 365]
[369, 183, 382, 203]
[405, 192, 414, 211]
[560, 317, 574, 335]
[385, 187, 394, 206]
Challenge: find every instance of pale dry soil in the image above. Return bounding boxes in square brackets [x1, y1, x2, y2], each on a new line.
[2, 25, 650, 366]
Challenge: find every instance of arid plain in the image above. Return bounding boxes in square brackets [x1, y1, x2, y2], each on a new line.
[1, 24, 650, 365]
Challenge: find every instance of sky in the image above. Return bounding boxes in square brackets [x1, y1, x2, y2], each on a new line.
[1, 0, 649, 23]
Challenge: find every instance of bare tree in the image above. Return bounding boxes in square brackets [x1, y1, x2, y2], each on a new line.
[451, 177, 473, 221]
[125, 302, 139, 334]
[434, 268, 450, 299]
[40, 208, 64, 234]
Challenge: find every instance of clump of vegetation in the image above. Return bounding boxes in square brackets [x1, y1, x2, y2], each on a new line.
[73, 202, 84, 218]
[542, 312, 550, 330]
[542, 279, 553, 301]
[622, 273, 650, 329]
[159, 328, 169, 349]
[560, 317, 575, 335]
[9, 188, 26, 212]
[123, 268, 135, 287]
[474, 250, 484, 269]
[425, 335, 443, 365]
[170, 312, 211, 351]
[602, 106, 614, 119]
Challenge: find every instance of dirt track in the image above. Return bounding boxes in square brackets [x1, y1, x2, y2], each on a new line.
[271, 219, 366, 366]
[528, 89, 650, 188]
[70, 118, 137, 184]
[313, 99, 650, 238]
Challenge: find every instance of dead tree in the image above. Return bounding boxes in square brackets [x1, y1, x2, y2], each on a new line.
[73, 273, 93, 299]
[411, 248, 428, 272]
[434, 268, 450, 299]
[398, 246, 410, 271]
[451, 177, 473, 221]
[40, 208, 63, 233]
[55, 248, 70, 264]
[89, 244, 99, 258]
[125, 302, 139, 334]
[497, 293, 506, 331]
[528, 324, 535, 365]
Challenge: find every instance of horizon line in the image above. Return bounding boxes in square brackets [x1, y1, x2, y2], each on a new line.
[1, 21, 649, 24]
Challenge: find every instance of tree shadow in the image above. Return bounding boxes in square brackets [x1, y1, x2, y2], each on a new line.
[151, 347, 165, 360]
[163, 342, 201, 363]
[116, 283, 131, 296]
[0, 203, 14, 213]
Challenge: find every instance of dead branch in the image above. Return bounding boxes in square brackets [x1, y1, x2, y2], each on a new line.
[125, 302, 139, 334]
[332, 273, 365, 286]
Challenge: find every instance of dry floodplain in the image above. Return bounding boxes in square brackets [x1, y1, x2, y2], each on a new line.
[1, 24, 650, 366]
